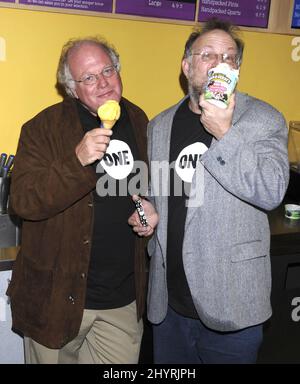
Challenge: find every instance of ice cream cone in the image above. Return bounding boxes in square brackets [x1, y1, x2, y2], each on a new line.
[102, 120, 117, 129]
[97, 100, 121, 129]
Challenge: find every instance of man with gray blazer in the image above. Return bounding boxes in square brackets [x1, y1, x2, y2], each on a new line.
[129, 18, 289, 364]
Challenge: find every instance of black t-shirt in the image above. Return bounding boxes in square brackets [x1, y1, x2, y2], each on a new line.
[167, 98, 212, 318]
[76, 100, 139, 310]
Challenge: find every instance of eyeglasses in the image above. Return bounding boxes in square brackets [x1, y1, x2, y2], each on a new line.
[72, 65, 118, 86]
[191, 51, 238, 66]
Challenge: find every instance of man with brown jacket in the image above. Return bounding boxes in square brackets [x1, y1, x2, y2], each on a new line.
[7, 37, 149, 364]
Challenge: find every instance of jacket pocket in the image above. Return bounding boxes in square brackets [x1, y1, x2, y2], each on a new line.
[9, 256, 53, 327]
[230, 240, 266, 263]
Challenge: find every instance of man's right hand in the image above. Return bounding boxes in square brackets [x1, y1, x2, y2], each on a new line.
[75, 128, 113, 166]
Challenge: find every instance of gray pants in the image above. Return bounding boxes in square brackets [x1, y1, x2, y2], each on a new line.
[25, 301, 143, 364]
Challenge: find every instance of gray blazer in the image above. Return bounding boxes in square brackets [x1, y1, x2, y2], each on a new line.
[147, 92, 289, 332]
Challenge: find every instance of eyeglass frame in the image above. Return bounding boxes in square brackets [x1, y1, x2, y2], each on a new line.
[190, 51, 240, 66]
[70, 64, 119, 86]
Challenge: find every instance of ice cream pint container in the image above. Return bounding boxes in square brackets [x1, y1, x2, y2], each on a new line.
[204, 63, 239, 109]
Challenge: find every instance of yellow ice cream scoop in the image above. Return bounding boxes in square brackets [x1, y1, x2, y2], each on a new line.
[97, 100, 121, 129]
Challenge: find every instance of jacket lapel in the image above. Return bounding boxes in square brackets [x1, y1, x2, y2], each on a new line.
[152, 111, 173, 257]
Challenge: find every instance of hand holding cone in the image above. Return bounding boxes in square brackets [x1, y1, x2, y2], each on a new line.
[97, 100, 121, 129]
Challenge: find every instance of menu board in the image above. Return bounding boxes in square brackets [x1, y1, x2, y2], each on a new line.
[115, 0, 196, 21]
[292, 0, 300, 28]
[1, 0, 299, 35]
[198, 0, 271, 28]
[18, 0, 113, 13]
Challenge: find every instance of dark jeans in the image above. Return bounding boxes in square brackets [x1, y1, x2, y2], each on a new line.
[153, 306, 263, 364]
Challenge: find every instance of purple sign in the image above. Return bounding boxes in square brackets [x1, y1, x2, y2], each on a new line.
[198, 0, 271, 28]
[0, 0, 16, 3]
[19, 0, 113, 13]
[116, 0, 196, 21]
[292, 0, 300, 28]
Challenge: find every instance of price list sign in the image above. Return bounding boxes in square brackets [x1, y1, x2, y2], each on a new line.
[198, 0, 271, 28]
[292, 0, 300, 28]
[18, 0, 113, 13]
[115, 0, 196, 21]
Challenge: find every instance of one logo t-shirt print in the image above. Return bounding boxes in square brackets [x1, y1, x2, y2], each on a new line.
[175, 142, 208, 183]
[100, 139, 134, 180]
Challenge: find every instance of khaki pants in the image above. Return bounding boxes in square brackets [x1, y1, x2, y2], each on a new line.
[25, 301, 143, 364]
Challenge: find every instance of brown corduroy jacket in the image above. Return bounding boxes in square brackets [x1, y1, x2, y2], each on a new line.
[7, 97, 149, 349]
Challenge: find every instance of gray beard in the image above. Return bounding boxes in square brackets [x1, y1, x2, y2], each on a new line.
[188, 83, 204, 106]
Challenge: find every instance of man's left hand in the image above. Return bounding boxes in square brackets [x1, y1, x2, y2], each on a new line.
[128, 195, 159, 237]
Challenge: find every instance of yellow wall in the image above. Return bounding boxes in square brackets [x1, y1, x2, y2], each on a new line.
[0, 8, 300, 155]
